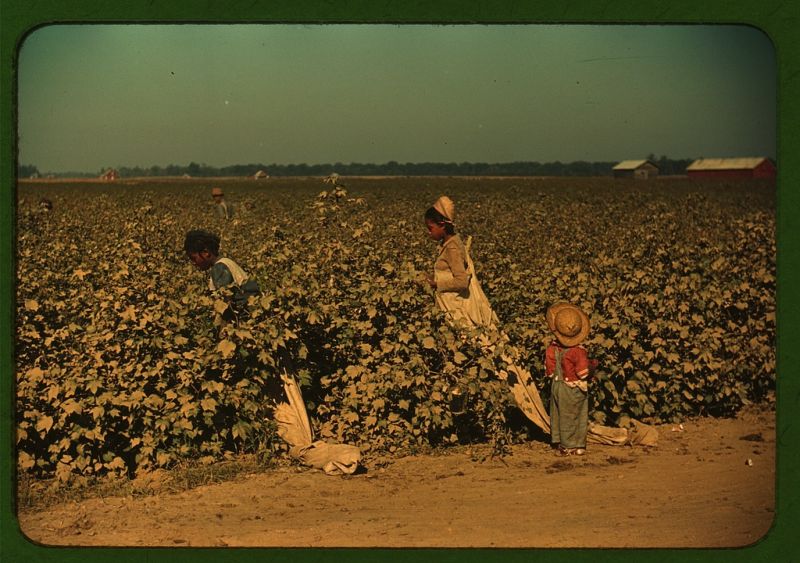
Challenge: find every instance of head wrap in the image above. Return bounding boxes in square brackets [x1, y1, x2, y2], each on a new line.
[433, 196, 455, 224]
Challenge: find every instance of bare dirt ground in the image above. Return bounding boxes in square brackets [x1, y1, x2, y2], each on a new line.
[17, 404, 775, 549]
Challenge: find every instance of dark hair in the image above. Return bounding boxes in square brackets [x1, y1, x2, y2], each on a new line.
[184, 229, 220, 255]
[424, 206, 456, 235]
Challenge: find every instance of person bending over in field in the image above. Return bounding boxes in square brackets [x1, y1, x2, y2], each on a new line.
[184, 229, 259, 322]
[183, 229, 362, 475]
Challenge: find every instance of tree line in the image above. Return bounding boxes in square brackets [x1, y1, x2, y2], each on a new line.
[18, 156, 694, 179]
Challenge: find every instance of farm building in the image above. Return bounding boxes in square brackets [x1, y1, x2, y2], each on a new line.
[686, 157, 776, 180]
[612, 160, 659, 179]
[254, 170, 269, 179]
[99, 169, 119, 181]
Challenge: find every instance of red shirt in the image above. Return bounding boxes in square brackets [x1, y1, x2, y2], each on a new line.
[545, 342, 590, 382]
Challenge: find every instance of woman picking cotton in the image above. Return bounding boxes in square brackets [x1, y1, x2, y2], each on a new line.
[422, 196, 497, 331]
[419, 195, 552, 430]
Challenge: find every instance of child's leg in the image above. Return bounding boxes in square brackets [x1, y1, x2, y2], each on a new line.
[549, 380, 561, 446]
[558, 386, 588, 449]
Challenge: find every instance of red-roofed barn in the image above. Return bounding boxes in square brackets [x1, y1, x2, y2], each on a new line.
[686, 157, 775, 180]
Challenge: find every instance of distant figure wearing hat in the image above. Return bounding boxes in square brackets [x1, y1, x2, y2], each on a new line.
[545, 302, 598, 456]
[211, 187, 234, 220]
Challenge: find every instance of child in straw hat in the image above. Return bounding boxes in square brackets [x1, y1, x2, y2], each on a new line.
[545, 302, 598, 456]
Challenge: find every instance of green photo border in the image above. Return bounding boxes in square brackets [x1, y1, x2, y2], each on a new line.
[1, 1, 796, 561]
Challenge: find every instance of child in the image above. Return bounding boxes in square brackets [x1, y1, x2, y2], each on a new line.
[545, 302, 597, 456]
[183, 229, 259, 319]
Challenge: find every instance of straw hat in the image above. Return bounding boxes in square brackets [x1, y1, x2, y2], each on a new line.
[211, 187, 224, 197]
[433, 195, 455, 223]
[546, 302, 590, 347]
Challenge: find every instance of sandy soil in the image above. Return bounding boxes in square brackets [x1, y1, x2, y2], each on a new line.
[16, 405, 775, 549]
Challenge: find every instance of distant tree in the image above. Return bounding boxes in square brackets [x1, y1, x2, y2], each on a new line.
[122, 158, 705, 178]
[541, 161, 565, 176]
[18, 164, 39, 178]
[566, 160, 593, 176]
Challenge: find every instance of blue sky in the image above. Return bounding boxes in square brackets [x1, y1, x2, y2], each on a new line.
[17, 24, 776, 173]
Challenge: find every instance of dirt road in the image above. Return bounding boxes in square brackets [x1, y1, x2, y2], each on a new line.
[17, 405, 775, 549]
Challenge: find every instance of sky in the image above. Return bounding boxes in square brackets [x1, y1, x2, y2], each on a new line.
[17, 24, 776, 174]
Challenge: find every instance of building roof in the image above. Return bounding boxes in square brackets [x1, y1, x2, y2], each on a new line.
[686, 157, 771, 171]
[612, 159, 657, 170]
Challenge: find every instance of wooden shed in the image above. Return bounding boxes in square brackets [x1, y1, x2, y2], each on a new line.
[612, 159, 659, 179]
[686, 157, 776, 180]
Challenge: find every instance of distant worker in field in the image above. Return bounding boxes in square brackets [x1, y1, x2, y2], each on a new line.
[38, 198, 53, 213]
[211, 186, 234, 220]
[19, 197, 54, 233]
[183, 229, 361, 475]
[544, 303, 598, 456]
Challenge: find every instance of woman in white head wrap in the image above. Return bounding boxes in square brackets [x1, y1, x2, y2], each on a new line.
[422, 196, 497, 329]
